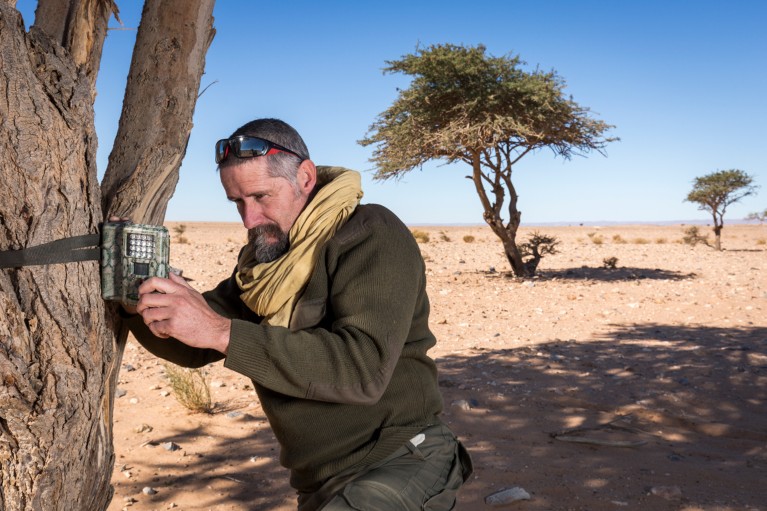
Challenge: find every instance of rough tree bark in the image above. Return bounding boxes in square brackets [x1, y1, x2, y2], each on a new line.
[0, 1, 214, 509]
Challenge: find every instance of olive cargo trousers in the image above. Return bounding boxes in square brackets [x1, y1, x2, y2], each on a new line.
[298, 423, 473, 511]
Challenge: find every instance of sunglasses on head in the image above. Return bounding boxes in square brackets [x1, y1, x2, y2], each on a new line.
[215, 135, 302, 164]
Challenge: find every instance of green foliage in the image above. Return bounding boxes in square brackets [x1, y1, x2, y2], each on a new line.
[164, 364, 212, 414]
[360, 43, 616, 179]
[685, 170, 758, 225]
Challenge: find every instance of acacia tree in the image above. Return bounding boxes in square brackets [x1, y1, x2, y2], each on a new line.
[685, 169, 758, 250]
[0, 1, 214, 509]
[745, 209, 767, 224]
[360, 44, 616, 277]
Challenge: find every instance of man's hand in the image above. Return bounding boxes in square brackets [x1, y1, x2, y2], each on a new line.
[135, 272, 231, 354]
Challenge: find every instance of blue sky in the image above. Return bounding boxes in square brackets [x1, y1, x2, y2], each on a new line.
[16, 1, 767, 225]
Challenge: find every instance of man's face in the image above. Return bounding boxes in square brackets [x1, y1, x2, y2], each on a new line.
[220, 157, 316, 263]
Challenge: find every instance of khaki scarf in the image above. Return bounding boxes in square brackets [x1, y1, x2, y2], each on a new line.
[235, 166, 363, 326]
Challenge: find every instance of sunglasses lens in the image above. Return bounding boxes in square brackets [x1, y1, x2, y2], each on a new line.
[237, 137, 270, 158]
[215, 139, 229, 164]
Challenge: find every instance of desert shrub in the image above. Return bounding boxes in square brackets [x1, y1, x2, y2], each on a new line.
[632, 238, 650, 244]
[590, 235, 604, 245]
[164, 364, 212, 413]
[655, 238, 667, 244]
[463, 235, 475, 243]
[603, 256, 618, 269]
[757, 238, 766, 246]
[439, 232, 451, 242]
[682, 226, 710, 247]
[519, 231, 560, 275]
[612, 234, 627, 244]
[411, 230, 430, 243]
[173, 224, 188, 244]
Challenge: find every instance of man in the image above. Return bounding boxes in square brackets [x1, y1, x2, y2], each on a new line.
[124, 118, 472, 510]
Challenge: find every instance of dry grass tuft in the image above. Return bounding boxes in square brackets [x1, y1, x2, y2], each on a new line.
[173, 224, 189, 244]
[463, 235, 475, 243]
[164, 364, 213, 414]
[411, 230, 430, 243]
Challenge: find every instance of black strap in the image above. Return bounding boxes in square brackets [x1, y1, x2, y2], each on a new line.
[0, 234, 101, 269]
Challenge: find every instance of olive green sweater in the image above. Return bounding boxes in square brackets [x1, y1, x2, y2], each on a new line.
[127, 204, 444, 491]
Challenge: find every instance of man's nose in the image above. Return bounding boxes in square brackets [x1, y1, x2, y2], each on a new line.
[241, 202, 266, 230]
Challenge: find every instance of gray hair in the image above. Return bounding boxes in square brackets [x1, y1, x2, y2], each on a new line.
[217, 118, 310, 185]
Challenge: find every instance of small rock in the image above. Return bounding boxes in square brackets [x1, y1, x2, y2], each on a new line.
[159, 391, 170, 397]
[129, 398, 139, 404]
[134, 423, 153, 434]
[115, 388, 127, 398]
[162, 442, 181, 452]
[142, 487, 158, 496]
[450, 400, 472, 412]
[123, 496, 137, 504]
[650, 485, 682, 501]
[485, 487, 531, 506]
[211, 381, 226, 388]
[226, 410, 245, 420]
[123, 364, 136, 372]
[523, 281, 535, 288]
[121, 470, 132, 479]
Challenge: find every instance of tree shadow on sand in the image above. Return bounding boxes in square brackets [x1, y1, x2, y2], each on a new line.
[113, 324, 766, 510]
[438, 324, 767, 510]
[535, 266, 698, 282]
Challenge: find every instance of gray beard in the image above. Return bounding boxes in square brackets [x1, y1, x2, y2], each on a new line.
[247, 224, 290, 264]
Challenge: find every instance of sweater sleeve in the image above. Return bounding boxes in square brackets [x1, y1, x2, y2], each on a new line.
[224, 212, 426, 405]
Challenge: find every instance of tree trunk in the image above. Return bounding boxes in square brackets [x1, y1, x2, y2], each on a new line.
[101, 0, 215, 224]
[712, 213, 723, 251]
[713, 225, 722, 251]
[470, 156, 529, 277]
[0, 1, 214, 509]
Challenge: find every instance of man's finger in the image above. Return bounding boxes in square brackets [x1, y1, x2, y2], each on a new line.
[168, 271, 193, 289]
[138, 276, 179, 296]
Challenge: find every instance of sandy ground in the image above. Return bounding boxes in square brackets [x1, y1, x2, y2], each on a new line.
[108, 222, 767, 511]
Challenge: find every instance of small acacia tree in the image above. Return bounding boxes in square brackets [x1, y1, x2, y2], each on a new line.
[360, 43, 616, 277]
[745, 209, 767, 225]
[685, 169, 758, 250]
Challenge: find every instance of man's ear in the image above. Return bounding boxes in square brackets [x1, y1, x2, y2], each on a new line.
[297, 159, 317, 195]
